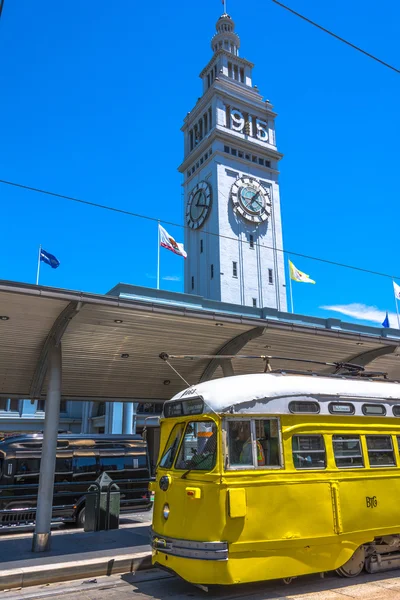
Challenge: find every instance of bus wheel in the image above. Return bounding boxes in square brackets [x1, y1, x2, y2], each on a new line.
[76, 507, 85, 528]
[336, 547, 365, 578]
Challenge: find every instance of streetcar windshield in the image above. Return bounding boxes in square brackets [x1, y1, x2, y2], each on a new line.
[159, 423, 185, 468]
[175, 421, 217, 472]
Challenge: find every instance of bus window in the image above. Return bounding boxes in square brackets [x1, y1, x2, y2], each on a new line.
[99, 456, 127, 471]
[175, 422, 217, 471]
[15, 458, 41, 484]
[366, 436, 396, 467]
[292, 435, 326, 470]
[159, 423, 185, 469]
[332, 435, 364, 468]
[73, 456, 98, 480]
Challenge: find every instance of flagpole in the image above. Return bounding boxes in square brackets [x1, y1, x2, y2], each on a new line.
[36, 245, 42, 285]
[288, 260, 294, 314]
[157, 222, 160, 290]
[393, 279, 400, 329]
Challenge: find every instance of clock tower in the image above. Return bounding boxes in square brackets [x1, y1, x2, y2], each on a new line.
[179, 10, 287, 311]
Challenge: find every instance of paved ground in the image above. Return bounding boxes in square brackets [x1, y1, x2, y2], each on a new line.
[5, 568, 400, 600]
[0, 511, 152, 572]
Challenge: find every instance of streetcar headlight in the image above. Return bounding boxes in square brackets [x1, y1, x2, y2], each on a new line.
[163, 503, 170, 520]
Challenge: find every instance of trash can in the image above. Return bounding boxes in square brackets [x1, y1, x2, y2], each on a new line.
[84, 472, 120, 532]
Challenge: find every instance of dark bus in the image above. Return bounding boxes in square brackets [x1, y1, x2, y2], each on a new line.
[0, 433, 152, 531]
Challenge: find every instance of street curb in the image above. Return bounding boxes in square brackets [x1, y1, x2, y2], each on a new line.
[0, 550, 152, 590]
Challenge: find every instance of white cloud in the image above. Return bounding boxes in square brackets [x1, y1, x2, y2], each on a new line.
[162, 275, 182, 282]
[320, 303, 399, 328]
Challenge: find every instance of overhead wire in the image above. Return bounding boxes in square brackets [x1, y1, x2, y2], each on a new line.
[271, 0, 400, 75]
[1, 177, 399, 281]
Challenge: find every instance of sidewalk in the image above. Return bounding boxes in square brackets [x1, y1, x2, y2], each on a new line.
[0, 518, 152, 590]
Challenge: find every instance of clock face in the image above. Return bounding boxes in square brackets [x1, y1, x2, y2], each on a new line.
[230, 177, 271, 224]
[186, 181, 212, 229]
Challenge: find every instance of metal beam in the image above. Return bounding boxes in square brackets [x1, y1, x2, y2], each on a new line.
[324, 345, 399, 374]
[32, 342, 62, 552]
[29, 301, 82, 400]
[200, 327, 266, 383]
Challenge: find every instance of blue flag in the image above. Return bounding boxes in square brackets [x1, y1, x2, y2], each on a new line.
[40, 249, 60, 269]
[382, 312, 390, 328]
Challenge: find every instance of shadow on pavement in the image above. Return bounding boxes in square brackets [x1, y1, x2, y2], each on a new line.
[122, 568, 400, 600]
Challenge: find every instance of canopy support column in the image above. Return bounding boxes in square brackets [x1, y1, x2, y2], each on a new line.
[32, 342, 62, 552]
[122, 402, 134, 434]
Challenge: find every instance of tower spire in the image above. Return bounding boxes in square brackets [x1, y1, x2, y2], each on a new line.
[212, 11, 240, 56]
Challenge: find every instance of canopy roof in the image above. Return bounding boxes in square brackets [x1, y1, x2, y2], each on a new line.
[0, 279, 399, 402]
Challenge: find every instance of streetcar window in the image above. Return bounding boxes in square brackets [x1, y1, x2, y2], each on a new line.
[175, 421, 217, 471]
[329, 403, 355, 415]
[289, 401, 320, 414]
[366, 435, 396, 467]
[254, 419, 281, 467]
[362, 404, 386, 416]
[227, 419, 281, 469]
[332, 435, 364, 468]
[228, 420, 253, 467]
[292, 435, 326, 469]
[159, 423, 185, 469]
[393, 405, 400, 417]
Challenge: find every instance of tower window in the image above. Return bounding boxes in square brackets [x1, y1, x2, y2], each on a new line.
[200, 240, 203, 253]
[258, 158, 264, 166]
[252, 298, 257, 308]
[240, 68, 245, 83]
[232, 262, 238, 278]
[224, 145, 230, 153]
[268, 269, 273, 285]
[231, 148, 237, 156]
[233, 64, 239, 80]
[249, 235, 254, 249]
[191, 276, 194, 290]
[228, 62, 233, 78]
[211, 264, 214, 279]
[252, 155, 257, 163]
[266, 160, 271, 168]
[238, 150, 243, 158]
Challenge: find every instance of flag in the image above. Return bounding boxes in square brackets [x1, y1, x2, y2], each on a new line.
[289, 260, 315, 284]
[394, 281, 400, 300]
[40, 249, 60, 269]
[159, 225, 187, 259]
[382, 312, 390, 328]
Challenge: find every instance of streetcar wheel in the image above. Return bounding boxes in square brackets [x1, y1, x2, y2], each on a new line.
[336, 546, 365, 577]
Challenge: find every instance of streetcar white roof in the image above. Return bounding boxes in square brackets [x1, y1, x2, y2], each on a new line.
[167, 373, 400, 415]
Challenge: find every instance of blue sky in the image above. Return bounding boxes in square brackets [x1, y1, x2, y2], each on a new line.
[1, 0, 400, 328]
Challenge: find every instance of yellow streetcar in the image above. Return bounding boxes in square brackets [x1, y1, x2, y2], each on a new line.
[151, 366, 400, 587]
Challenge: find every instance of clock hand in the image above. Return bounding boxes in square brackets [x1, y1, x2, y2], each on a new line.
[250, 193, 263, 210]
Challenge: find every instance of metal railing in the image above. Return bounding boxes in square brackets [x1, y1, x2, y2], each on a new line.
[0, 477, 151, 529]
